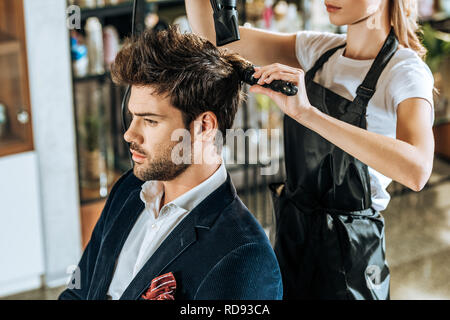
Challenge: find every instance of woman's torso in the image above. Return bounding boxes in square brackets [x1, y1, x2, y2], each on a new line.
[294, 30, 434, 211]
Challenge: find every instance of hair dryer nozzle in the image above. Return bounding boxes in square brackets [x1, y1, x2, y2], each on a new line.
[210, 0, 240, 46]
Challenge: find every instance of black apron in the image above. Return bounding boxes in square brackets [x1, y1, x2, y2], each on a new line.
[270, 28, 398, 300]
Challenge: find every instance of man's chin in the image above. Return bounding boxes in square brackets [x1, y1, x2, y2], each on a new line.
[132, 162, 190, 182]
[132, 163, 150, 181]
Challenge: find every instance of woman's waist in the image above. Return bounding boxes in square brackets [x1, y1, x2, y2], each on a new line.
[279, 182, 376, 216]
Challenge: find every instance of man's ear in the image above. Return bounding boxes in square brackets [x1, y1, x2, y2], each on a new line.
[195, 111, 219, 142]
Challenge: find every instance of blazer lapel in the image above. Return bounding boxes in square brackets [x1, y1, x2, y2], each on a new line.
[88, 187, 144, 300]
[119, 173, 237, 300]
[119, 212, 197, 300]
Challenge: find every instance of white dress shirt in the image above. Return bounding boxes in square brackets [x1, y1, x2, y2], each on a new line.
[106, 162, 227, 300]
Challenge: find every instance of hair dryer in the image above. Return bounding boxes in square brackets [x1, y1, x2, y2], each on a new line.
[210, 0, 298, 96]
[210, 0, 240, 46]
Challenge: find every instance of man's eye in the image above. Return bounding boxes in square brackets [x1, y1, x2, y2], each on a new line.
[145, 119, 158, 125]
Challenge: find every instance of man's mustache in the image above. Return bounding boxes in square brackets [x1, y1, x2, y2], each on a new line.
[130, 143, 146, 156]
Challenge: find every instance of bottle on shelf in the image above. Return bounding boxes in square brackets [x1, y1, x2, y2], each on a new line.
[418, 0, 436, 18]
[103, 25, 120, 71]
[262, 0, 275, 30]
[71, 36, 89, 78]
[273, 1, 302, 33]
[76, 80, 111, 199]
[85, 17, 105, 75]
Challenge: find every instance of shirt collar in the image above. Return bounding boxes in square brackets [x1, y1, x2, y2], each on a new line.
[139, 161, 227, 214]
[139, 180, 164, 215]
[171, 161, 227, 212]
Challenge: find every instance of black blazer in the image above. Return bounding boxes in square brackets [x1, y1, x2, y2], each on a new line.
[59, 169, 282, 300]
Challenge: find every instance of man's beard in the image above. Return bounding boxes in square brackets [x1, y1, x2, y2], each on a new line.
[132, 140, 191, 182]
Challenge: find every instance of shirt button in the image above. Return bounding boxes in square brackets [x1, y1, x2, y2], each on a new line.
[152, 223, 157, 229]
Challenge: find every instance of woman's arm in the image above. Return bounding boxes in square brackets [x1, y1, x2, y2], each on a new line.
[250, 64, 435, 192]
[185, 0, 301, 68]
[301, 98, 434, 191]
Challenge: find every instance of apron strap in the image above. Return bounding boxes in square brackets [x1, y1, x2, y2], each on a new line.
[305, 43, 346, 83]
[305, 28, 399, 108]
[353, 28, 399, 106]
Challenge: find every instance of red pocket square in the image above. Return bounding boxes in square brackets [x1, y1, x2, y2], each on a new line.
[141, 272, 176, 300]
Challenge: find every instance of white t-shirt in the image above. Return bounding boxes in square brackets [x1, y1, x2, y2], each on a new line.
[295, 31, 435, 211]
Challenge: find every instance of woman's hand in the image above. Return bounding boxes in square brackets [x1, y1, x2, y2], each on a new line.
[248, 64, 434, 192]
[249, 63, 314, 123]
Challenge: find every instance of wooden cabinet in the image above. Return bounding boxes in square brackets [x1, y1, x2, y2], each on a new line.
[0, 0, 33, 157]
[0, 0, 46, 297]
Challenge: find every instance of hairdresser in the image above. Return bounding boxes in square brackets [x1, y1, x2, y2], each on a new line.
[185, 0, 435, 299]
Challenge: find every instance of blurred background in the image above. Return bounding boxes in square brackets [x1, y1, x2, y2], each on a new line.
[0, 0, 449, 300]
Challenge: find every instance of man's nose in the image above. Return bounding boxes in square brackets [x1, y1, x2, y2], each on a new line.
[124, 125, 143, 145]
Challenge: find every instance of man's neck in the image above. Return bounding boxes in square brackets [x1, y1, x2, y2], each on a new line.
[159, 161, 222, 209]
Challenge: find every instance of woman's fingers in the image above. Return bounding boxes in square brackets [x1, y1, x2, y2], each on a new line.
[263, 71, 298, 85]
[253, 63, 302, 85]
[255, 65, 285, 84]
[251, 63, 312, 122]
[249, 84, 284, 101]
[253, 63, 299, 77]
[256, 68, 304, 89]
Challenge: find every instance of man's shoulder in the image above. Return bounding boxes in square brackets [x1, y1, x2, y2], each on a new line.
[189, 196, 282, 299]
[113, 168, 143, 191]
[100, 168, 143, 220]
[211, 195, 273, 252]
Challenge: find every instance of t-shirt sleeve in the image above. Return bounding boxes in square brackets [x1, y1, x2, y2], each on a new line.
[387, 57, 435, 125]
[295, 30, 346, 71]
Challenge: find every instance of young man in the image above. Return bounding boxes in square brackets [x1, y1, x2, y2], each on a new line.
[59, 26, 282, 300]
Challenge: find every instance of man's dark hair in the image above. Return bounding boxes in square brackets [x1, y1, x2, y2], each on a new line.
[111, 25, 252, 136]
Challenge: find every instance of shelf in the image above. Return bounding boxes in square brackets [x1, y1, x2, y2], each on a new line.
[74, 72, 111, 83]
[0, 32, 20, 55]
[149, 0, 185, 7]
[80, 1, 134, 20]
[0, 138, 33, 158]
[79, 0, 185, 20]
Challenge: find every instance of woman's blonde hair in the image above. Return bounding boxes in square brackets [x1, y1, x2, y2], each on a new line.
[390, 0, 427, 59]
